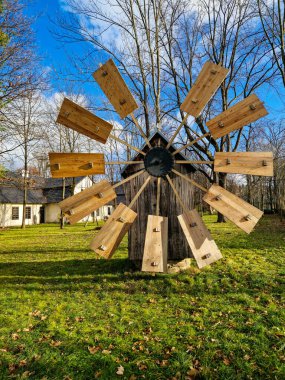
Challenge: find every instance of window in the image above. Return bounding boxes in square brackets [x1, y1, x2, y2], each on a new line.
[108, 207, 112, 216]
[11, 207, 19, 220]
[25, 207, 31, 220]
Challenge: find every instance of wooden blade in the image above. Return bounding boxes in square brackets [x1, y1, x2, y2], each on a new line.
[180, 61, 229, 118]
[214, 152, 273, 176]
[206, 94, 268, 139]
[56, 98, 113, 143]
[93, 59, 138, 119]
[178, 209, 222, 269]
[142, 215, 168, 273]
[90, 203, 137, 259]
[59, 180, 116, 224]
[49, 153, 105, 178]
[203, 184, 263, 234]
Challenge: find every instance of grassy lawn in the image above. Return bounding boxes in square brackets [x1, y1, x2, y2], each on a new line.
[0, 215, 284, 380]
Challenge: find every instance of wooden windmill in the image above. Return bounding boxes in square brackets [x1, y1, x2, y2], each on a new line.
[49, 59, 273, 272]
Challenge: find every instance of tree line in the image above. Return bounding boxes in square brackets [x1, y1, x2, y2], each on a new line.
[0, 0, 284, 227]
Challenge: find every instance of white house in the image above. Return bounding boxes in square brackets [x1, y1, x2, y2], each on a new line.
[0, 175, 122, 227]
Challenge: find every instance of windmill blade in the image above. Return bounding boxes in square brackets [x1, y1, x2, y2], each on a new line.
[90, 203, 137, 259]
[206, 94, 268, 139]
[214, 152, 273, 176]
[93, 59, 138, 119]
[178, 209, 222, 269]
[166, 174, 221, 268]
[142, 215, 168, 273]
[59, 180, 116, 224]
[57, 98, 113, 143]
[49, 153, 105, 178]
[180, 61, 229, 118]
[203, 184, 263, 234]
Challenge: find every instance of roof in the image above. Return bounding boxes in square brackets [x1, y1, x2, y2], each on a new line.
[0, 187, 46, 204]
[0, 175, 86, 204]
[121, 130, 196, 175]
[0, 175, 125, 205]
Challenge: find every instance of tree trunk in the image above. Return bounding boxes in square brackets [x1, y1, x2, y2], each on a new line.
[60, 177, 66, 229]
[217, 172, 227, 223]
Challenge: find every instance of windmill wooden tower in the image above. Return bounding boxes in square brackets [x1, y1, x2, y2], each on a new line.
[49, 59, 273, 272]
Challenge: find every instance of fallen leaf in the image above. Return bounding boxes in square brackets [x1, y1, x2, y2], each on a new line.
[187, 368, 200, 378]
[244, 354, 251, 361]
[223, 357, 230, 365]
[19, 359, 27, 367]
[11, 333, 20, 340]
[102, 349, 111, 355]
[129, 375, 137, 380]
[116, 365, 124, 375]
[75, 316, 84, 322]
[95, 370, 102, 378]
[50, 340, 62, 347]
[88, 346, 100, 354]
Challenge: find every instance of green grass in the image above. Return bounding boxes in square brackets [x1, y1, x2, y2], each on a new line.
[0, 215, 284, 380]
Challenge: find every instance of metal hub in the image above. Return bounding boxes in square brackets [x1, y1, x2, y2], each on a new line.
[144, 147, 174, 177]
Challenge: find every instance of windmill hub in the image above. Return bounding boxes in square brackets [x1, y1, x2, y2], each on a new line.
[144, 147, 174, 177]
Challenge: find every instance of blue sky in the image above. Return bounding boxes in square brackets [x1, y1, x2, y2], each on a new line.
[25, 0, 285, 119]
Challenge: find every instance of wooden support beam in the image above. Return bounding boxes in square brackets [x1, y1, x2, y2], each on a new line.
[90, 203, 137, 259]
[165, 175, 188, 214]
[106, 161, 144, 165]
[128, 176, 152, 209]
[112, 169, 145, 189]
[172, 168, 208, 192]
[56, 98, 113, 143]
[166, 114, 192, 149]
[214, 152, 273, 176]
[109, 133, 146, 156]
[206, 94, 268, 139]
[180, 62, 229, 118]
[175, 160, 213, 165]
[178, 209, 222, 268]
[59, 180, 116, 224]
[172, 133, 211, 156]
[130, 113, 152, 148]
[93, 59, 138, 119]
[156, 177, 161, 216]
[142, 215, 168, 273]
[203, 184, 263, 234]
[49, 153, 105, 178]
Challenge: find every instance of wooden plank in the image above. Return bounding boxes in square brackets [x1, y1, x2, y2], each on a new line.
[56, 98, 113, 143]
[49, 153, 105, 178]
[178, 209, 222, 268]
[180, 61, 229, 118]
[203, 184, 263, 234]
[93, 59, 138, 119]
[214, 152, 273, 176]
[90, 203, 137, 259]
[206, 94, 268, 139]
[58, 180, 116, 224]
[141, 215, 168, 273]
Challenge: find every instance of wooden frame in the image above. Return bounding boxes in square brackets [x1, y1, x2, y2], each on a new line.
[49, 153, 105, 178]
[178, 209, 222, 268]
[214, 152, 273, 176]
[56, 98, 113, 143]
[206, 94, 268, 139]
[180, 61, 229, 118]
[59, 180, 116, 224]
[90, 203, 137, 259]
[142, 215, 168, 273]
[93, 59, 138, 119]
[203, 184, 263, 234]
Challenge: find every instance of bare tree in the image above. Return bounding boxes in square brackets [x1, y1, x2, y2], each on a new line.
[257, 0, 285, 86]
